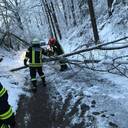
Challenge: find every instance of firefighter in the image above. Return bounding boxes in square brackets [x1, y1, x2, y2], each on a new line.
[0, 82, 16, 128]
[48, 37, 68, 71]
[24, 38, 47, 92]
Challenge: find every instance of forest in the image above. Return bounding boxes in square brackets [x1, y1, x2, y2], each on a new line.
[0, 0, 128, 128]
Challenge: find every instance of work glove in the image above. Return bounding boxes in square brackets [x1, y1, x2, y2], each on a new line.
[24, 59, 28, 67]
[47, 49, 54, 56]
[0, 58, 3, 62]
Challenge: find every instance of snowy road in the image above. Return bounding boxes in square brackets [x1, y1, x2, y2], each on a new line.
[16, 83, 53, 128]
[15, 63, 128, 128]
[1, 50, 128, 128]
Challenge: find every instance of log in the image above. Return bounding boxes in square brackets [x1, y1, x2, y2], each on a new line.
[10, 66, 27, 72]
[9, 37, 128, 72]
[9, 57, 64, 72]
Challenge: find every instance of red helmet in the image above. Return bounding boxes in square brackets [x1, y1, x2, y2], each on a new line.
[48, 37, 56, 46]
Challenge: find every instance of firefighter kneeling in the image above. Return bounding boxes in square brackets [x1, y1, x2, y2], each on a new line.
[0, 82, 15, 128]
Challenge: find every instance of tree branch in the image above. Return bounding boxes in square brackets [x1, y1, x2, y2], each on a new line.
[60, 37, 128, 58]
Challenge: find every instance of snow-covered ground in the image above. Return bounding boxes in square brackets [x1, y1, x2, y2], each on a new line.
[0, 48, 29, 112]
[0, 2, 128, 127]
[1, 45, 128, 127]
[45, 64, 128, 127]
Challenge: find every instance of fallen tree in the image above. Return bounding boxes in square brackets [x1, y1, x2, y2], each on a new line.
[10, 36, 128, 78]
[60, 36, 128, 58]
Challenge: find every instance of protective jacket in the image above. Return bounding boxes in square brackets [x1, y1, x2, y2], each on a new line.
[49, 41, 64, 55]
[48, 39, 68, 71]
[0, 83, 15, 128]
[24, 45, 47, 67]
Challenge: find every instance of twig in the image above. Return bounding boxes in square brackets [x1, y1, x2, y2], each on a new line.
[112, 64, 128, 78]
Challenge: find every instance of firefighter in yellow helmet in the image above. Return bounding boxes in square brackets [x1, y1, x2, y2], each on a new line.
[0, 82, 16, 128]
[24, 38, 48, 92]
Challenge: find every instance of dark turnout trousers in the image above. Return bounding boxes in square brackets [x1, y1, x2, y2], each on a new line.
[30, 67, 45, 86]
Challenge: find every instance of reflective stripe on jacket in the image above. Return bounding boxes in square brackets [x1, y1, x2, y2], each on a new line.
[25, 47, 44, 67]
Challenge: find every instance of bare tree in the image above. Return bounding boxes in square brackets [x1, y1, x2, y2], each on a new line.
[70, 0, 77, 26]
[107, 0, 114, 16]
[87, 0, 100, 44]
[41, 0, 53, 37]
[60, 0, 68, 26]
[0, 1, 12, 49]
[1, 0, 24, 30]
[49, 1, 62, 39]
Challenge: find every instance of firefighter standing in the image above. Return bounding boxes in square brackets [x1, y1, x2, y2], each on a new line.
[0, 82, 15, 128]
[48, 37, 68, 71]
[24, 38, 47, 91]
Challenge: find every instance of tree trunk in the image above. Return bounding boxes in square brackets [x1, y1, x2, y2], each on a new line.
[50, 1, 62, 39]
[70, 0, 77, 26]
[60, 0, 68, 26]
[43, 0, 57, 39]
[0, 2, 12, 49]
[41, 0, 53, 37]
[87, 0, 100, 44]
[107, 0, 114, 16]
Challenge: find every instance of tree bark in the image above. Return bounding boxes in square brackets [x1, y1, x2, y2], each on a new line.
[43, 0, 57, 39]
[60, 0, 68, 26]
[50, 1, 62, 39]
[107, 0, 114, 16]
[70, 0, 77, 26]
[87, 0, 100, 44]
[41, 0, 53, 37]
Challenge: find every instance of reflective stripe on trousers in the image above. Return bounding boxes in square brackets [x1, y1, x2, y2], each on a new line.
[0, 88, 7, 97]
[0, 107, 13, 120]
[1, 124, 10, 128]
[31, 78, 36, 81]
[41, 75, 45, 79]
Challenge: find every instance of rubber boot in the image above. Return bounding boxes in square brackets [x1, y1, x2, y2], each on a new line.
[31, 81, 37, 92]
[42, 78, 46, 87]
